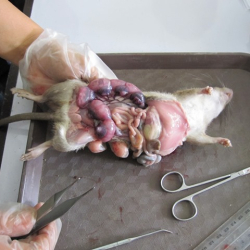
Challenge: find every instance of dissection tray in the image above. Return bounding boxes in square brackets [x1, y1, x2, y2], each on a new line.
[18, 53, 250, 250]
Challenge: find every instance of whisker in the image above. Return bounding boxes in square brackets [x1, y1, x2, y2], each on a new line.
[216, 76, 226, 88]
[201, 73, 214, 81]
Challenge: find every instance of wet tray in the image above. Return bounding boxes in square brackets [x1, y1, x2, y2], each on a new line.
[18, 53, 250, 250]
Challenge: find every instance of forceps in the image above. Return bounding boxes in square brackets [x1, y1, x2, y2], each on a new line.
[161, 167, 250, 221]
[13, 179, 95, 240]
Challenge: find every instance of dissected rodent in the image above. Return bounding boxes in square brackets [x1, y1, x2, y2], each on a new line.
[0, 79, 233, 166]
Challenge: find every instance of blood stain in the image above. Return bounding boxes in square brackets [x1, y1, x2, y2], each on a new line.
[98, 187, 105, 200]
[88, 237, 99, 244]
[119, 206, 124, 224]
[96, 177, 102, 184]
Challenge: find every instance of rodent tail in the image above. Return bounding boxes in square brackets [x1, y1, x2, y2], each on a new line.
[0, 112, 57, 126]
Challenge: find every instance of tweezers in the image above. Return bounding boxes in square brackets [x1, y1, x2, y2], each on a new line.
[13, 179, 95, 240]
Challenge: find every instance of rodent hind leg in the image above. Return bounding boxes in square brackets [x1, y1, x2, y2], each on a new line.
[11, 88, 44, 103]
[186, 133, 232, 147]
[21, 140, 52, 161]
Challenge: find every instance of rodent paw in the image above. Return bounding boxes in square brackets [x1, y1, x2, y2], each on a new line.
[20, 146, 45, 161]
[218, 138, 232, 147]
[10, 88, 21, 95]
[20, 153, 31, 161]
[11, 88, 31, 99]
[20, 151, 38, 161]
[201, 86, 213, 95]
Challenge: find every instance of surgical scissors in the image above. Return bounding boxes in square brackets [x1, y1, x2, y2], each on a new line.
[13, 179, 95, 240]
[161, 167, 250, 221]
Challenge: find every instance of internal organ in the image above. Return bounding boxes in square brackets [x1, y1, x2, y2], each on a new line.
[68, 78, 189, 166]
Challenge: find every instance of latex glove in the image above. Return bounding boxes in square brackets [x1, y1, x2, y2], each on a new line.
[0, 202, 61, 250]
[19, 29, 117, 95]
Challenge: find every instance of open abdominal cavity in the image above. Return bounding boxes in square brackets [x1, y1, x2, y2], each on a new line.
[67, 78, 189, 167]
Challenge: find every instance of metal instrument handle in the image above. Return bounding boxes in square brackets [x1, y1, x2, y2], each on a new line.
[36, 178, 80, 220]
[92, 229, 172, 250]
[161, 171, 230, 193]
[167, 167, 250, 221]
[172, 196, 197, 221]
[171, 173, 241, 221]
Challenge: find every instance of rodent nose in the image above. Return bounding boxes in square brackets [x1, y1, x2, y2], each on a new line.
[224, 88, 233, 101]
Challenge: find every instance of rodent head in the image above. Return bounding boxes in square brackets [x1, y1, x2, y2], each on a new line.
[174, 86, 233, 129]
[213, 87, 233, 107]
[200, 87, 233, 122]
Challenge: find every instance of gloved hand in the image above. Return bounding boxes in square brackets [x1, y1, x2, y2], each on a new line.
[0, 202, 61, 250]
[19, 29, 117, 95]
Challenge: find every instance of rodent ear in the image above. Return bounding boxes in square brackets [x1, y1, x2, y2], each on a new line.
[200, 86, 213, 95]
